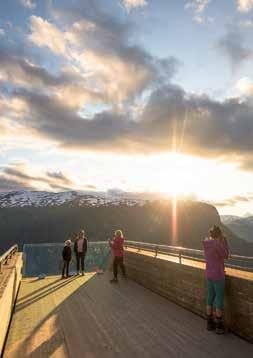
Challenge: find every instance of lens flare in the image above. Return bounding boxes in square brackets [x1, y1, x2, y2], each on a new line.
[172, 193, 178, 244]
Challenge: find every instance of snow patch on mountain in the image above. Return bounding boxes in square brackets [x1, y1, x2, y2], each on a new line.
[0, 190, 154, 208]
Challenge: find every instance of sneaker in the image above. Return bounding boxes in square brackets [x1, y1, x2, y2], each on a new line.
[81, 271, 85, 276]
[110, 278, 118, 283]
[216, 318, 225, 335]
[206, 316, 215, 331]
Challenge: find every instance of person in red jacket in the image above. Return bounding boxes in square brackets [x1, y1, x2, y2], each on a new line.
[109, 229, 126, 283]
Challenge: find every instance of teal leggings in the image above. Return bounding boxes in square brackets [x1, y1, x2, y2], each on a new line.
[207, 279, 225, 310]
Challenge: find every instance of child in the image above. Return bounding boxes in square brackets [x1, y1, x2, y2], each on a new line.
[62, 239, 72, 278]
[109, 229, 126, 283]
[203, 225, 229, 334]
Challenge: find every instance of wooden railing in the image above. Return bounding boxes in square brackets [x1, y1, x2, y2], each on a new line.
[0, 245, 18, 274]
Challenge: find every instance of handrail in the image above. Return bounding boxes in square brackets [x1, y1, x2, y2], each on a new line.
[124, 240, 253, 272]
[0, 245, 18, 274]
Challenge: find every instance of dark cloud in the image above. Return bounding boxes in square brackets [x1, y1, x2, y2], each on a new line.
[50, 0, 180, 97]
[46, 171, 72, 185]
[4, 167, 45, 182]
[211, 193, 253, 207]
[216, 27, 252, 68]
[0, 48, 102, 108]
[1, 166, 74, 191]
[0, 176, 34, 192]
[0, 49, 66, 87]
[11, 84, 253, 170]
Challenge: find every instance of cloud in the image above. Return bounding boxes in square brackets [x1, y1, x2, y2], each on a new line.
[28, 6, 179, 103]
[236, 77, 253, 96]
[0, 164, 74, 192]
[237, 0, 253, 12]
[20, 0, 36, 9]
[28, 16, 66, 54]
[216, 27, 252, 68]
[6, 83, 253, 173]
[0, 176, 34, 192]
[0, 48, 103, 109]
[185, 0, 211, 23]
[211, 193, 253, 207]
[0, 164, 99, 192]
[0, 29, 5, 37]
[46, 171, 72, 185]
[122, 0, 147, 11]
[240, 19, 253, 28]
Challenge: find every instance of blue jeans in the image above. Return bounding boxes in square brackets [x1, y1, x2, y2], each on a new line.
[207, 278, 225, 310]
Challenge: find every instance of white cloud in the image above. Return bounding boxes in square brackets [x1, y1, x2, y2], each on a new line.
[240, 19, 253, 27]
[0, 28, 5, 36]
[237, 0, 253, 12]
[27, 16, 156, 104]
[20, 0, 36, 9]
[185, 0, 210, 13]
[28, 16, 66, 54]
[122, 0, 147, 11]
[185, 0, 211, 23]
[237, 77, 253, 96]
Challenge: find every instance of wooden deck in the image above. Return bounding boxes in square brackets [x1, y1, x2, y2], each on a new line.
[4, 273, 253, 358]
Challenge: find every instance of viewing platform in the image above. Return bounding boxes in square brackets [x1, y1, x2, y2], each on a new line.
[1, 242, 253, 357]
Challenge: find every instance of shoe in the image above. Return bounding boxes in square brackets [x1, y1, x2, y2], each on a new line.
[61, 275, 65, 279]
[206, 316, 215, 331]
[110, 278, 118, 283]
[81, 272, 85, 276]
[216, 318, 225, 334]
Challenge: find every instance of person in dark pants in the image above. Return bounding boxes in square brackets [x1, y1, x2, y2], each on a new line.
[74, 230, 88, 275]
[109, 229, 126, 283]
[62, 240, 72, 278]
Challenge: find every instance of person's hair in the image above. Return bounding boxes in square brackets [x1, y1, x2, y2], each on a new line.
[115, 229, 123, 238]
[209, 225, 226, 243]
[65, 240, 72, 246]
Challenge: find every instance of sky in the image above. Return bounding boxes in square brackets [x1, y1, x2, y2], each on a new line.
[1, 0, 253, 216]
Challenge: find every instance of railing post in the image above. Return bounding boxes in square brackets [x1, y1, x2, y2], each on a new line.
[155, 246, 158, 257]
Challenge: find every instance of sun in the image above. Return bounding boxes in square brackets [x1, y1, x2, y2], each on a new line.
[141, 152, 197, 197]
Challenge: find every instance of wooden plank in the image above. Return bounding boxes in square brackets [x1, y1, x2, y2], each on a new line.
[4, 273, 253, 357]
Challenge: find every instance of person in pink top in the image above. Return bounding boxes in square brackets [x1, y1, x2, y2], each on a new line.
[203, 225, 229, 334]
[109, 229, 126, 283]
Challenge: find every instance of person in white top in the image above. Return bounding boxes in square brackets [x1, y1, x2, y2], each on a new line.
[74, 230, 88, 275]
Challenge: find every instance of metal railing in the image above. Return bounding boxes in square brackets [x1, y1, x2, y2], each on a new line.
[124, 240, 253, 272]
[0, 245, 18, 274]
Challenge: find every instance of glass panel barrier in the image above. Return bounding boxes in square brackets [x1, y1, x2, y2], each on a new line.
[23, 242, 111, 277]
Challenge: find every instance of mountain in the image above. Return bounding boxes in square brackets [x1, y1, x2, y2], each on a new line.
[0, 191, 253, 256]
[221, 215, 253, 243]
[0, 190, 149, 208]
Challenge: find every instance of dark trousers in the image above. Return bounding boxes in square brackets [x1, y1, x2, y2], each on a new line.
[76, 252, 85, 272]
[62, 260, 70, 277]
[113, 256, 126, 279]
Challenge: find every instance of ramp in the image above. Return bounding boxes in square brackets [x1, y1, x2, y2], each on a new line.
[4, 274, 253, 357]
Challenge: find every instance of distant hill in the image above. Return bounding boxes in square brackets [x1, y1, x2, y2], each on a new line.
[221, 215, 253, 243]
[0, 191, 253, 256]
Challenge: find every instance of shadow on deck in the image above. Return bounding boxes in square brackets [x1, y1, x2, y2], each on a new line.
[4, 273, 253, 358]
